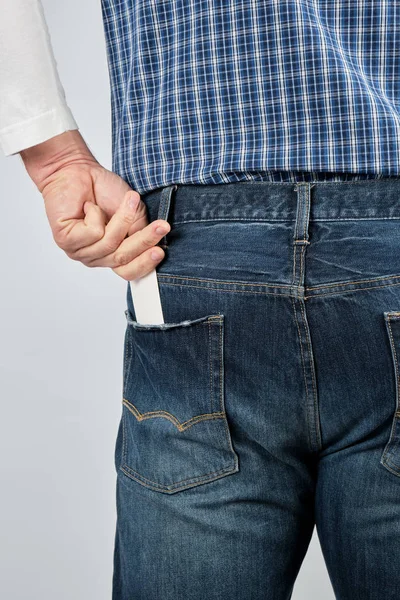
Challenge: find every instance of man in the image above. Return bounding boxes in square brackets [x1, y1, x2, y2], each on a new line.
[2, 2, 400, 599]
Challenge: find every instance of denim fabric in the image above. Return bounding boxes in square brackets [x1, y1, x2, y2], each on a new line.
[113, 179, 400, 599]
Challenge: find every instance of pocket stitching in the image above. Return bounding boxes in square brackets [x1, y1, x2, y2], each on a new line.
[122, 326, 132, 383]
[381, 314, 400, 476]
[124, 309, 223, 330]
[214, 315, 237, 454]
[122, 398, 227, 431]
[120, 461, 238, 493]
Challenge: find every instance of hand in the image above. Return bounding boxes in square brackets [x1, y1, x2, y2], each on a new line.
[20, 130, 171, 280]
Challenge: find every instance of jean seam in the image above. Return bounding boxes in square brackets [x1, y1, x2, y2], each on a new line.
[154, 276, 400, 301]
[291, 295, 313, 453]
[381, 316, 400, 474]
[120, 462, 238, 493]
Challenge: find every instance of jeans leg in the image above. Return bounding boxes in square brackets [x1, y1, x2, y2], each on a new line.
[306, 179, 400, 599]
[312, 294, 400, 599]
[112, 181, 318, 599]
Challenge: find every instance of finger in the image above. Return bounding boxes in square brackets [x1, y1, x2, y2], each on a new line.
[73, 190, 144, 261]
[84, 219, 171, 268]
[56, 201, 107, 253]
[112, 246, 166, 281]
[78, 201, 107, 247]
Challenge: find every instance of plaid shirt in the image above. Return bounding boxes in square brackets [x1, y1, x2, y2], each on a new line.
[101, 1, 400, 195]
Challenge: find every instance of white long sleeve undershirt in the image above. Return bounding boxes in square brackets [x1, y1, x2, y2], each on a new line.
[0, 0, 78, 156]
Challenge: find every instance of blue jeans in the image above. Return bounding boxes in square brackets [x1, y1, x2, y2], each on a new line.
[113, 180, 400, 599]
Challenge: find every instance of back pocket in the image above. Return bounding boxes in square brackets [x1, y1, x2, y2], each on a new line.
[381, 311, 400, 477]
[120, 309, 239, 493]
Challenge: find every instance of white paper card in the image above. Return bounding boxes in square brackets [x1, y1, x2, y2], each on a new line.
[129, 269, 164, 324]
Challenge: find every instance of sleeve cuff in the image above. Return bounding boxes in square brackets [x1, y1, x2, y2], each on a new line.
[0, 105, 79, 156]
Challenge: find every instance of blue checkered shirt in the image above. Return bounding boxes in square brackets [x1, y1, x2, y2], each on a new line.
[101, 1, 400, 195]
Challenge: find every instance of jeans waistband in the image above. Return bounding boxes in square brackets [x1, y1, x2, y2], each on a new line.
[142, 178, 400, 223]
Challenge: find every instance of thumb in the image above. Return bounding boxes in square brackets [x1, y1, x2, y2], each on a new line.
[123, 190, 149, 237]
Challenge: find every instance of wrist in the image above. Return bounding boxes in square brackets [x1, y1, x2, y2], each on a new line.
[20, 130, 98, 192]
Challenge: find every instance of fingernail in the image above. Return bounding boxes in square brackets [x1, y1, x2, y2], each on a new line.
[151, 250, 161, 260]
[156, 226, 168, 234]
[128, 193, 140, 210]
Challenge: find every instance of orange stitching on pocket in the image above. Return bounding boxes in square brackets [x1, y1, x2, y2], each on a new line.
[122, 398, 226, 431]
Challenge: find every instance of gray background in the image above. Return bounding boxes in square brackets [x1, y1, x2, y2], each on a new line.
[0, 1, 334, 598]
